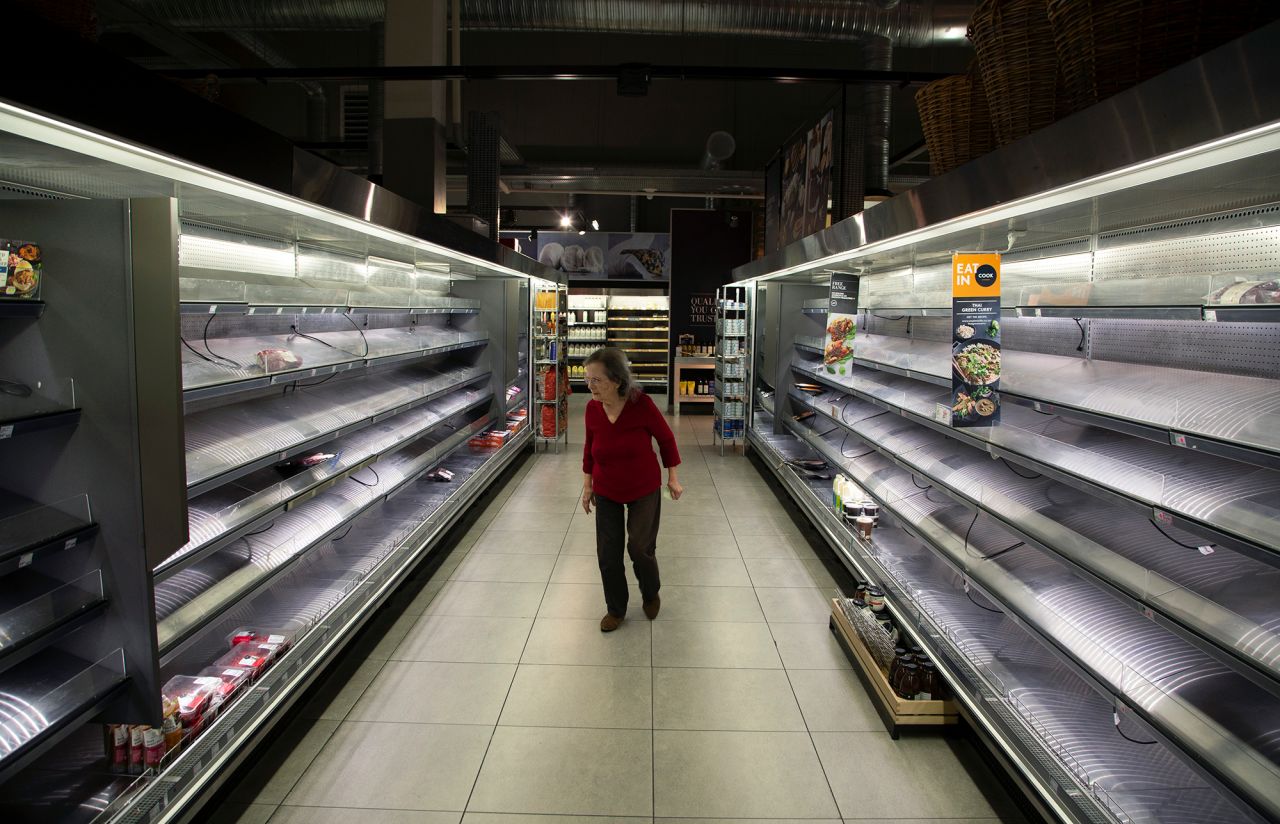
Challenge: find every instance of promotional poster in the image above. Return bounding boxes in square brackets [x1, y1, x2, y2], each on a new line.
[534, 232, 669, 280]
[822, 273, 859, 376]
[950, 252, 1002, 427]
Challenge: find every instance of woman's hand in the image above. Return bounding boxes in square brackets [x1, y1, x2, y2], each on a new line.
[667, 478, 684, 501]
[582, 487, 594, 514]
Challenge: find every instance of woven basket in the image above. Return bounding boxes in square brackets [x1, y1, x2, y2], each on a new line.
[1048, 0, 1279, 114]
[969, 0, 1059, 147]
[915, 65, 995, 177]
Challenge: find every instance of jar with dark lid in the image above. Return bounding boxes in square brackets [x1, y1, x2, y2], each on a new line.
[887, 649, 910, 685]
[854, 581, 870, 601]
[919, 661, 945, 700]
[865, 587, 885, 612]
[894, 663, 921, 699]
[909, 645, 924, 657]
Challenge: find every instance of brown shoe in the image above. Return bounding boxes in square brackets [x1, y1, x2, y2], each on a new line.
[600, 613, 623, 632]
[643, 595, 661, 620]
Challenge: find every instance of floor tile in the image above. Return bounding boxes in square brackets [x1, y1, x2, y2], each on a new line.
[787, 669, 884, 732]
[468, 726, 653, 816]
[745, 557, 839, 589]
[659, 820, 838, 824]
[661, 498, 729, 517]
[349, 661, 516, 725]
[284, 722, 492, 811]
[735, 532, 821, 559]
[652, 621, 781, 669]
[559, 531, 601, 555]
[755, 586, 834, 623]
[731, 515, 807, 538]
[537, 582, 609, 619]
[655, 556, 751, 587]
[206, 804, 276, 824]
[650, 585, 764, 623]
[653, 668, 805, 731]
[486, 511, 573, 532]
[425, 581, 548, 618]
[398, 578, 447, 614]
[271, 809, 461, 824]
[649, 532, 741, 558]
[521, 617, 651, 666]
[657, 514, 732, 536]
[811, 733, 1008, 819]
[498, 494, 580, 514]
[769, 621, 853, 669]
[392, 615, 533, 664]
[499, 664, 651, 729]
[550, 553, 638, 586]
[470, 530, 567, 555]
[465, 817, 649, 824]
[450, 553, 557, 583]
[653, 730, 838, 818]
[298, 657, 386, 721]
[360, 608, 427, 661]
[229, 719, 339, 804]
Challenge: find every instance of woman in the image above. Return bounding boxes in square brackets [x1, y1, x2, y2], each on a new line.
[581, 347, 683, 632]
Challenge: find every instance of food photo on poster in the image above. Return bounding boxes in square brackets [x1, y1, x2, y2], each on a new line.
[822, 273, 859, 376]
[950, 253, 1002, 427]
[534, 231, 669, 280]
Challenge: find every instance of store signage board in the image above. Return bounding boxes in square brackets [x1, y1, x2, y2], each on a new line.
[951, 252, 1001, 427]
[822, 273, 858, 377]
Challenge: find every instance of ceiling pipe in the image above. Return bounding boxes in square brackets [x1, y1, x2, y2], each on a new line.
[122, 1, 974, 48]
[864, 36, 893, 197]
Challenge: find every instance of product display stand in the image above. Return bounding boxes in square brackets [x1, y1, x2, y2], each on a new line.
[712, 285, 747, 454]
[607, 294, 669, 391]
[565, 294, 607, 386]
[534, 281, 569, 453]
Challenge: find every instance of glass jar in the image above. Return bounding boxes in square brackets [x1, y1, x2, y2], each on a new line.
[893, 663, 921, 699]
[854, 581, 870, 601]
[887, 649, 908, 684]
[865, 587, 885, 612]
[920, 661, 946, 700]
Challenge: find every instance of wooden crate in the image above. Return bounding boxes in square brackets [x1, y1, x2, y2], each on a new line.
[829, 598, 958, 737]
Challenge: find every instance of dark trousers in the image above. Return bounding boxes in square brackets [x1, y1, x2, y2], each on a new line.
[594, 488, 662, 617]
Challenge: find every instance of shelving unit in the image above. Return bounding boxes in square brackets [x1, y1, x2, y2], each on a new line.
[713, 285, 747, 453]
[607, 295, 670, 394]
[0, 97, 554, 823]
[535, 282, 569, 452]
[736, 35, 1280, 824]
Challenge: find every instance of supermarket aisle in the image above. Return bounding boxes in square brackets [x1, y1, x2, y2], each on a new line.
[208, 395, 1026, 824]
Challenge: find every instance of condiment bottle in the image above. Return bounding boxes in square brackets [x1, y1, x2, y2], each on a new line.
[856, 514, 874, 539]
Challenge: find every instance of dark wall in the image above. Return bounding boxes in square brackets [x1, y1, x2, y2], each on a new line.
[669, 207, 753, 391]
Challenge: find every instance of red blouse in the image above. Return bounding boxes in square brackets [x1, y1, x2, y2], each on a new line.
[582, 392, 681, 503]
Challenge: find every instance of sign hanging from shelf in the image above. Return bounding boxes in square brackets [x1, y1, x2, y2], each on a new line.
[821, 273, 858, 377]
[950, 252, 1001, 427]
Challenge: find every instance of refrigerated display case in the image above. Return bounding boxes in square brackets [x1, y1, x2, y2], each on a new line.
[0, 98, 557, 823]
[734, 25, 1280, 824]
[534, 281, 569, 451]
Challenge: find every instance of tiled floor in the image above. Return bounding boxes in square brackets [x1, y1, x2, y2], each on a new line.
[207, 395, 1026, 824]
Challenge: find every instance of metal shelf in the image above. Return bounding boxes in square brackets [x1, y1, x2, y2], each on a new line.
[0, 301, 44, 319]
[184, 361, 492, 498]
[788, 357, 1280, 559]
[677, 395, 714, 403]
[777, 409, 1280, 821]
[786, 383, 1280, 684]
[0, 495, 98, 577]
[0, 408, 81, 442]
[845, 331, 1280, 469]
[181, 328, 489, 403]
[755, 414, 1257, 824]
[156, 408, 493, 655]
[163, 384, 494, 582]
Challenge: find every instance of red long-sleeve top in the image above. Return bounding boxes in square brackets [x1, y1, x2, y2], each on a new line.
[583, 391, 681, 503]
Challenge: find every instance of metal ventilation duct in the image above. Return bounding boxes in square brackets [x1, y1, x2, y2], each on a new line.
[123, 1, 972, 48]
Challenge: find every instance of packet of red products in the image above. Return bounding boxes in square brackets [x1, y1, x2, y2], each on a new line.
[225, 627, 297, 650]
[144, 728, 165, 770]
[161, 695, 183, 754]
[109, 724, 128, 773]
[128, 726, 146, 775]
[161, 676, 220, 734]
[199, 666, 251, 707]
[215, 641, 282, 680]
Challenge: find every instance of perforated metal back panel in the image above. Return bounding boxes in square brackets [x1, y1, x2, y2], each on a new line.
[1096, 224, 1280, 281]
[1002, 317, 1089, 359]
[1090, 320, 1280, 380]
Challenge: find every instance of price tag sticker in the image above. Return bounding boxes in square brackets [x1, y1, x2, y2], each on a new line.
[19, 552, 33, 568]
[1204, 309, 1218, 322]
[64, 537, 77, 550]
[1170, 432, 1189, 448]
[1198, 545, 1215, 556]
[933, 403, 952, 426]
[0, 425, 13, 440]
[1153, 509, 1174, 526]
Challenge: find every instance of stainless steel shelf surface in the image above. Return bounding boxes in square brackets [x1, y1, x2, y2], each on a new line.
[184, 359, 491, 496]
[777, 407, 1280, 820]
[843, 332, 1280, 465]
[181, 325, 489, 400]
[158, 403, 493, 654]
[749, 411, 1266, 824]
[0, 571, 105, 667]
[789, 354, 1280, 557]
[165, 382, 494, 581]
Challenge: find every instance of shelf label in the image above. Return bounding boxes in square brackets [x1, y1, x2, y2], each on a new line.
[0, 424, 12, 440]
[933, 403, 952, 426]
[1152, 509, 1174, 526]
[1204, 309, 1218, 322]
[1170, 432, 1190, 448]
[952, 252, 1001, 428]
[821, 274, 859, 378]
[64, 537, 77, 550]
[19, 552, 33, 568]
[1198, 545, 1215, 556]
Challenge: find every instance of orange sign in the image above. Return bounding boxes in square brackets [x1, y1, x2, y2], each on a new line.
[952, 252, 1001, 299]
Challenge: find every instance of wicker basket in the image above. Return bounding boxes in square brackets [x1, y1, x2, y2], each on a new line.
[915, 66, 996, 176]
[1048, 0, 1279, 115]
[969, 0, 1059, 147]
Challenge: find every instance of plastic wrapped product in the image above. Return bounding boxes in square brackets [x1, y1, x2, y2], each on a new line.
[255, 347, 303, 372]
[225, 628, 297, 651]
[161, 695, 184, 754]
[144, 727, 165, 770]
[199, 666, 252, 709]
[161, 675, 221, 734]
[109, 724, 129, 773]
[128, 725, 146, 775]
[215, 640, 283, 680]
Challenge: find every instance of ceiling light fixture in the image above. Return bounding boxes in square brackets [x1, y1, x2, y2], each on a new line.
[578, 230, 586, 236]
[559, 214, 572, 228]
[591, 219, 600, 231]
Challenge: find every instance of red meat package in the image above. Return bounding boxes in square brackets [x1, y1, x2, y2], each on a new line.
[226, 627, 297, 650]
[256, 347, 302, 372]
[215, 640, 283, 679]
[198, 666, 251, 707]
[160, 676, 221, 734]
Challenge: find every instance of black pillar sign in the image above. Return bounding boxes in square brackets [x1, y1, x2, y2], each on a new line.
[949, 252, 1001, 427]
[822, 274, 859, 376]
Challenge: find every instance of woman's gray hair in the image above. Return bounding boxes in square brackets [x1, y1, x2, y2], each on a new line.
[583, 346, 638, 399]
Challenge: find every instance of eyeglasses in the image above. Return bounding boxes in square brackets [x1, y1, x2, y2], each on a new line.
[584, 377, 613, 386]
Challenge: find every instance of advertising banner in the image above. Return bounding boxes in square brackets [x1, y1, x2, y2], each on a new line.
[950, 252, 1002, 427]
[821, 273, 859, 377]
[534, 231, 669, 280]
[777, 110, 834, 248]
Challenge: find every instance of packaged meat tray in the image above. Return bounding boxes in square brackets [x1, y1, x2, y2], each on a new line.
[255, 347, 303, 372]
[215, 640, 283, 680]
[160, 675, 221, 734]
[225, 627, 298, 651]
[198, 666, 252, 708]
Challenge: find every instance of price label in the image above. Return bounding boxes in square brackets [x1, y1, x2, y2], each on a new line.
[1204, 309, 1218, 322]
[0, 425, 12, 440]
[1153, 509, 1174, 526]
[19, 552, 33, 568]
[933, 403, 952, 426]
[1198, 545, 1215, 556]
[64, 537, 77, 550]
[1170, 432, 1189, 448]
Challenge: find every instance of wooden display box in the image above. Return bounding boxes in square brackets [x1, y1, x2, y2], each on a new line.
[829, 598, 958, 738]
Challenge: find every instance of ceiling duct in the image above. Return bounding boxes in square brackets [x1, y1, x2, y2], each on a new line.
[121, 1, 973, 48]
